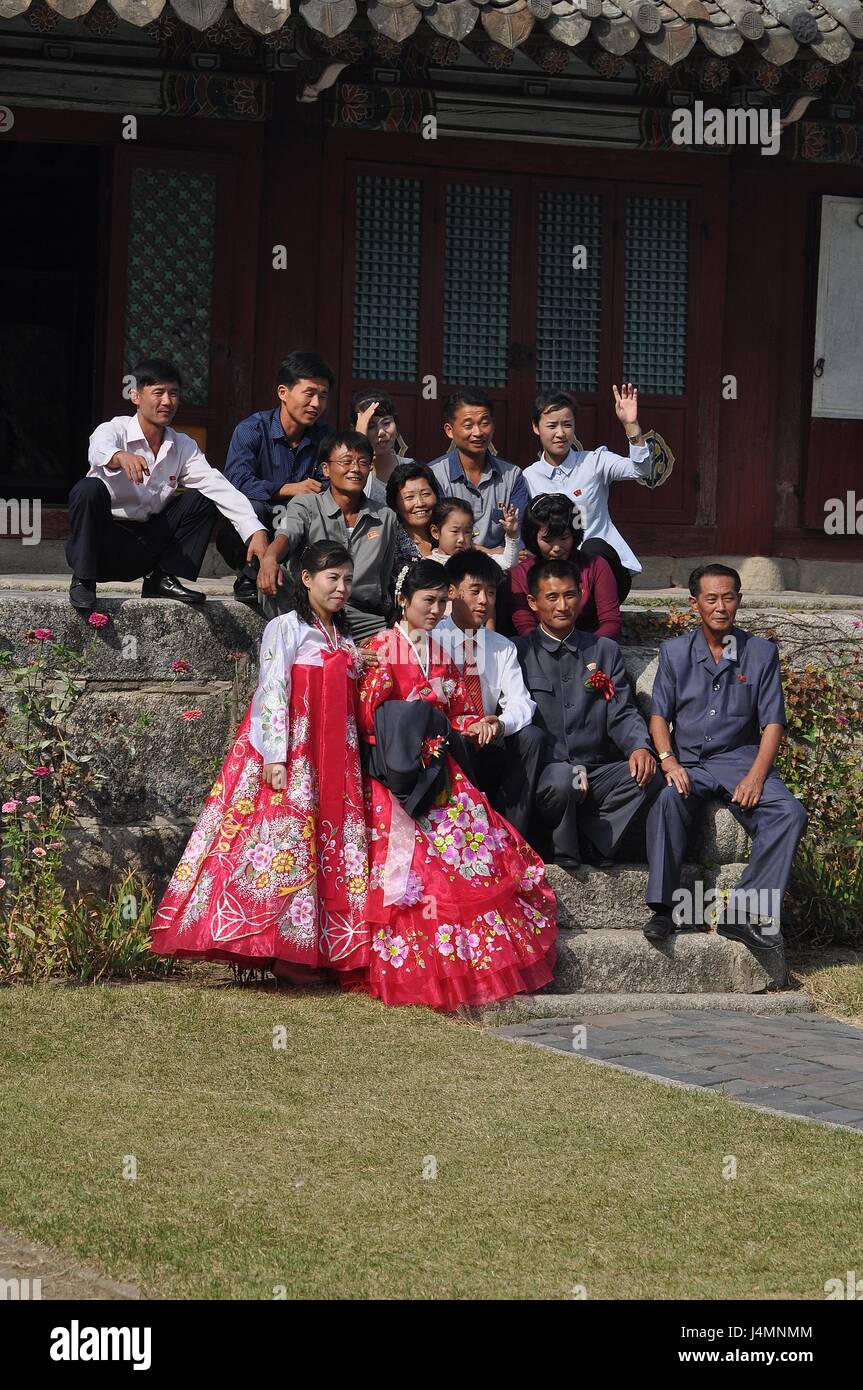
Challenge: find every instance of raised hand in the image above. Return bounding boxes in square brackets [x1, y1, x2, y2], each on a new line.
[501, 503, 520, 539]
[612, 383, 639, 428]
[355, 401, 380, 437]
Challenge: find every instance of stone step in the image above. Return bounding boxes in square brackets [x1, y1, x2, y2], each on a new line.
[545, 861, 757, 930]
[467, 989, 814, 1024]
[552, 928, 786, 995]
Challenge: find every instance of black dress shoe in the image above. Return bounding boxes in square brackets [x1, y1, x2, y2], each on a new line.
[552, 853, 582, 871]
[141, 571, 206, 604]
[233, 573, 259, 607]
[643, 912, 674, 943]
[718, 920, 782, 951]
[69, 576, 96, 613]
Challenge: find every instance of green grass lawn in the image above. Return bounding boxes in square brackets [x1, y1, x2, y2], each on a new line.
[1, 975, 861, 1300]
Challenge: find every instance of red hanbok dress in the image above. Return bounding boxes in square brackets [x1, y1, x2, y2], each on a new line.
[355, 625, 557, 1010]
[151, 612, 370, 974]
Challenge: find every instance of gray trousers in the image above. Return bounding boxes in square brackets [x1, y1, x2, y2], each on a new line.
[536, 759, 664, 859]
[646, 759, 807, 915]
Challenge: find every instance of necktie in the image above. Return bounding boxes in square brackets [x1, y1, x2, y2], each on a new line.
[462, 665, 485, 717]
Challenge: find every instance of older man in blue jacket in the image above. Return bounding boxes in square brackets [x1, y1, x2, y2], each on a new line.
[644, 563, 807, 952]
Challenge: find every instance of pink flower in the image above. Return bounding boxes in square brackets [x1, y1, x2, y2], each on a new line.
[835, 715, 849, 727]
[171, 659, 191, 673]
[290, 895, 316, 931]
[456, 928, 481, 962]
[64, 799, 77, 809]
[32, 767, 51, 778]
[852, 618, 862, 630]
[372, 930, 408, 968]
[29, 627, 53, 641]
[1, 801, 20, 813]
[31, 847, 47, 858]
[247, 842, 275, 872]
[87, 612, 109, 628]
[181, 709, 203, 721]
[0, 878, 5, 890]
[435, 925, 455, 957]
[46, 841, 63, 849]
[26, 795, 41, 804]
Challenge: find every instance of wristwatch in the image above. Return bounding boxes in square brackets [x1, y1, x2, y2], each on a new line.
[658, 750, 674, 762]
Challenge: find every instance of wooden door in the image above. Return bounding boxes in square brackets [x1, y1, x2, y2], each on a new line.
[103, 145, 235, 467]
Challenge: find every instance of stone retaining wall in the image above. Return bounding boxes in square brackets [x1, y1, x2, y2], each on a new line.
[1, 594, 841, 897]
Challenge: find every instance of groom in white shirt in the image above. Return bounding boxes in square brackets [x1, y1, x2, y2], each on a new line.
[437, 550, 547, 842]
[66, 357, 269, 614]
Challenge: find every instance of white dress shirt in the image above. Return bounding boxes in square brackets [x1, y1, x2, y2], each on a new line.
[435, 615, 535, 737]
[87, 414, 264, 542]
[521, 441, 651, 574]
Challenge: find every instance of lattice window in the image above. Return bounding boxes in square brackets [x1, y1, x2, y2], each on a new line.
[536, 191, 602, 393]
[123, 167, 216, 408]
[352, 174, 422, 382]
[444, 183, 511, 388]
[623, 197, 689, 396]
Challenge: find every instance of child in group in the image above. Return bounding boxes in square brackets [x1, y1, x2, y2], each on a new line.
[429, 498, 520, 570]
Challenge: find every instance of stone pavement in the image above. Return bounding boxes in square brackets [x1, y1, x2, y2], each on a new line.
[489, 1009, 863, 1132]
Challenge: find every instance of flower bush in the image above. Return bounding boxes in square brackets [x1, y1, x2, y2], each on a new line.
[0, 627, 170, 983]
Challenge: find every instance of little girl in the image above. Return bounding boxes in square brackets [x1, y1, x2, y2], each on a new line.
[429, 497, 520, 572]
[151, 541, 370, 983]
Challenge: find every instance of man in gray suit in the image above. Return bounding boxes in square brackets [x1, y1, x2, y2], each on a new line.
[514, 559, 663, 867]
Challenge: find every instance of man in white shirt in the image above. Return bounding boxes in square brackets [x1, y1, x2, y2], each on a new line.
[437, 550, 546, 843]
[521, 385, 653, 603]
[66, 358, 268, 613]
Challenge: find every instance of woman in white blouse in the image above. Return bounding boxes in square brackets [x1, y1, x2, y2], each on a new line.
[151, 540, 371, 984]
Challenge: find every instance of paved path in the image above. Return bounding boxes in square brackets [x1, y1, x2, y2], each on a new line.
[0, 1229, 142, 1300]
[489, 1009, 863, 1131]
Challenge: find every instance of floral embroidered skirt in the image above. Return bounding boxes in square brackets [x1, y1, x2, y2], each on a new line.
[355, 756, 557, 1010]
[151, 664, 370, 973]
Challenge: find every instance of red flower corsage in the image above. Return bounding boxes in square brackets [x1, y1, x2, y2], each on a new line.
[420, 734, 446, 767]
[573, 488, 582, 497]
[584, 669, 615, 701]
[736, 673, 747, 682]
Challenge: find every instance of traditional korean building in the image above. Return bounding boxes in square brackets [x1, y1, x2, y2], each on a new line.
[1, 0, 862, 578]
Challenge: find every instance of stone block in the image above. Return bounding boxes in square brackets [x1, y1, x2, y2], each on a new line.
[545, 861, 754, 929]
[631, 556, 674, 588]
[61, 817, 195, 898]
[552, 928, 786, 994]
[0, 594, 264, 682]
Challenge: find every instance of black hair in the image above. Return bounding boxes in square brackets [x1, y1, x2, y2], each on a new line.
[527, 558, 580, 599]
[523, 493, 584, 558]
[394, 558, 448, 613]
[531, 390, 577, 425]
[443, 549, 502, 590]
[689, 563, 742, 598]
[349, 391, 397, 425]
[132, 358, 182, 390]
[385, 462, 440, 515]
[443, 389, 494, 423]
[430, 497, 474, 533]
[293, 540, 353, 633]
[276, 351, 335, 390]
[317, 429, 374, 468]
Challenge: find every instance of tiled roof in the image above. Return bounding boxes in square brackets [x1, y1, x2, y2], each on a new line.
[7, 0, 862, 63]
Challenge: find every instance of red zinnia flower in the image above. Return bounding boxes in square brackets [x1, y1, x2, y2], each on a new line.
[32, 766, 52, 778]
[28, 627, 53, 641]
[88, 612, 110, 628]
[171, 659, 191, 673]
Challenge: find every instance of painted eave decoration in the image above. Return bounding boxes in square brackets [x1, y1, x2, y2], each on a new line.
[5, 0, 863, 65]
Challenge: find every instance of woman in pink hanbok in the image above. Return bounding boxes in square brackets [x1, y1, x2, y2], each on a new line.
[354, 558, 558, 1011]
[151, 541, 370, 981]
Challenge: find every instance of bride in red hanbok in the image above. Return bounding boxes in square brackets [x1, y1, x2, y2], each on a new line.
[151, 541, 370, 979]
[356, 558, 557, 1011]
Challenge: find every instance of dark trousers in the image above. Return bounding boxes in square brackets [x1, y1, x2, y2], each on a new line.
[469, 724, 547, 842]
[65, 477, 217, 583]
[216, 498, 272, 574]
[646, 763, 808, 915]
[536, 758, 664, 860]
[579, 538, 632, 604]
